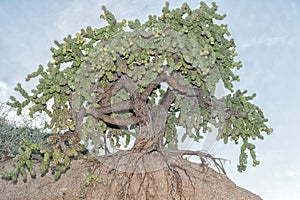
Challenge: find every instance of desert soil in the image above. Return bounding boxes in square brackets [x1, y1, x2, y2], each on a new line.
[0, 153, 262, 200]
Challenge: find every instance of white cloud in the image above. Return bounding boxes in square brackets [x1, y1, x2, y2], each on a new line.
[52, 0, 102, 40]
[281, 170, 300, 177]
[0, 81, 9, 101]
[239, 36, 289, 49]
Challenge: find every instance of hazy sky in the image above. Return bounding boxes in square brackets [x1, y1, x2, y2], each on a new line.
[0, 1, 299, 199]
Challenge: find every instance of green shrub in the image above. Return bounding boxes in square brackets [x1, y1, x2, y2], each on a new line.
[0, 109, 49, 161]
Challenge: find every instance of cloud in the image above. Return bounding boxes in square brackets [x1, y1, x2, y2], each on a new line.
[0, 81, 10, 101]
[51, 0, 102, 39]
[279, 170, 300, 177]
[239, 36, 288, 49]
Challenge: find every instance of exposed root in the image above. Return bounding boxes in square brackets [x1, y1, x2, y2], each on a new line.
[166, 149, 228, 175]
[80, 147, 227, 200]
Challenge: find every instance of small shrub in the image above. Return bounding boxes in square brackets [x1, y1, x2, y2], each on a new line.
[0, 105, 49, 161]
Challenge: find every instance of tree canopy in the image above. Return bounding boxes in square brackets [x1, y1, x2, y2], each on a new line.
[8, 1, 272, 173]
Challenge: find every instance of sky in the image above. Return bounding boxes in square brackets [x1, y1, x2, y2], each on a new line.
[0, 0, 299, 199]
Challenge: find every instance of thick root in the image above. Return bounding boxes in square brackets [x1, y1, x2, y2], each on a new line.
[86, 148, 227, 200]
